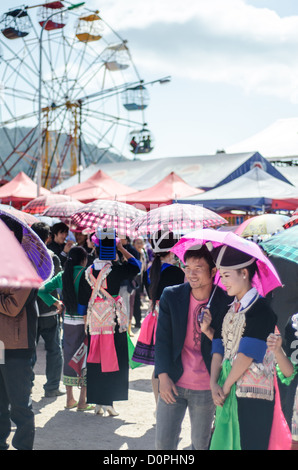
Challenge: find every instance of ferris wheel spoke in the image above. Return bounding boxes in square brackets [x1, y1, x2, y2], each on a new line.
[66, 39, 89, 91]
[4, 87, 37, 103]
[59, 32, 79, 99]
[0, 38, 39, 84]
[81, 125, 121, 165]
[43, 138, 66, 186]
[0, 109, 38, 127]
[85, 107, 142, 128]
[42, 36, 67, 103]
[0, 126, 37, 175]
[63, 35, 117, 101]
[0, 55, 38, 97]
[81, 118, 129, 164]
[19, 37, 40, 77]
[65, 47, 105, 102]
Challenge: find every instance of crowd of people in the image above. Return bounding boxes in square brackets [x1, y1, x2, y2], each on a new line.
[0, 213, 297, 451]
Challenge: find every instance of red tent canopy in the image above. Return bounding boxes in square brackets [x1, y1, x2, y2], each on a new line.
[0, 172, 50, 209]
[271, 198, 298, 211]
[58, 170, 134, 203]
[118, 171, 204, 210]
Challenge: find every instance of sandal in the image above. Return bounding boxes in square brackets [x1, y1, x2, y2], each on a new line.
[64, 401, 78, 410]
[77, 404, 95, 412]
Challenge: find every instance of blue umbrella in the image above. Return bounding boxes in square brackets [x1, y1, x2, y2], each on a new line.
[260, 225, 298, 264]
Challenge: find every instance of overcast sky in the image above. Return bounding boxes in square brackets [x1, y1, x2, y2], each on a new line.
[4, 0, 298, 160]
[90, 0, 298, 159]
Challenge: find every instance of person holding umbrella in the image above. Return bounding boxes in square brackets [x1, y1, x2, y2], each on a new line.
[209, 245, 281, 450]
[0, 214, 52, 450]
[132, 230, 185, 405]
[78, 228, 141, 417]
[154, 244, 231, 450]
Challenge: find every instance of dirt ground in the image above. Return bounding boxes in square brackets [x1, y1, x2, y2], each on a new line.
[7, 320, 191, 451]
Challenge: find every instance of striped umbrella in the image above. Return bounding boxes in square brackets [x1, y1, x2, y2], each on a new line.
[283, 209, 298, 229]
[23, 194, 76, 215]
[70, 199, 145, 236]
[260, 225, 298, 264]
[130, 203, 227, 236]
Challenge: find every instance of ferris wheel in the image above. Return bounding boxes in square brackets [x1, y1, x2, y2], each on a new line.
[0, 1, 156, 189]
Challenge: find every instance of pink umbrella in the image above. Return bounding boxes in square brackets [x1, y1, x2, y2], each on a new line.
[0, 210, 53, 282]
[171, 228, 282, 296]
[0, 219, 43, 288]
[0, 204, 39, 226]
[42, 200, 85, 219]
[70, 199, 144, 236]
[130, 203, 227, 236]
[23, 194, 76, 215]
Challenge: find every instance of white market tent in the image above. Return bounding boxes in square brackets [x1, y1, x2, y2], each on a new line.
[226, 118, 298, 159]
[178, 167, 298, 211]
[226, 118, 298, 188]
[52, 151, 291, 193]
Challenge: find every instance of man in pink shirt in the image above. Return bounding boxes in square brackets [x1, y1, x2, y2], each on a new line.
[155, 245, 231, 450]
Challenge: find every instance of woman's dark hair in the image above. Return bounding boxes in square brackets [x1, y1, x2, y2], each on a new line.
[0, 214, 23, 244]
[237, 260, 258, 282]
[184, 245, 216, 273]
[62, 246, 87, 315]
[149, 251, 170, 311]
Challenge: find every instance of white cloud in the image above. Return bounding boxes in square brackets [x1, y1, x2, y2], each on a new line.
[87, 0, 298, 103]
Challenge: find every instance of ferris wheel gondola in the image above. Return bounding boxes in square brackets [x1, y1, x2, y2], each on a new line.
[103, 42, 130, 71]
[0, 8, 31, 39]
[128, 127, 154, 155]
[122, 84, 150, 111]
[37, 1, 67, 31]
[76, 11, 103, 42]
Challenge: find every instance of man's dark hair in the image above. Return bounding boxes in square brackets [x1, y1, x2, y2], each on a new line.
[51, 222, 69, 236]
[0, 214, 23, 244]
[184, 245, 216, 273]
[31, 222, 51, 243]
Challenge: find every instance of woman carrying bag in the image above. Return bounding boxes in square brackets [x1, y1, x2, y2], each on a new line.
[78, 229, 141, 416]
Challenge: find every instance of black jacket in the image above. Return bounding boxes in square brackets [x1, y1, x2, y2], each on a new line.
[47, 240, 67, 267]
[155, 282, 231, 383]
[37, 249, 62, 316]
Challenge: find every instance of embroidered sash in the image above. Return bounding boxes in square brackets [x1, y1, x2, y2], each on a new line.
[85, 264, 128, 372]
[85, 264, 129, 335]
[222, 295, 274, 401]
